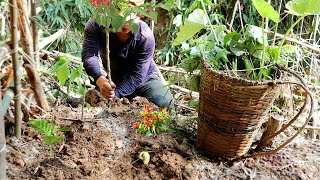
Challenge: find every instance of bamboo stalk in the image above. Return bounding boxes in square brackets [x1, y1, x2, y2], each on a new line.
[31, 0, 39, 68]
[11, 0, 22, 138]
[16, 0, 34, 62]
[16, 0, 49, 112]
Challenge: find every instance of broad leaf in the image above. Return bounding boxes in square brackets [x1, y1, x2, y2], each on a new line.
[50, 56, 70, 86]
[223, 32, 242, 45]
[49, 56, 70, 73]
[158, 0, 174, 11]
[43, 136, 64, 145]
[70, 64, 83, 82]
[215, 47, 230, 62]
[111, 15, 125, 32]
[173, 9, 207, 46]
[252, 0, 280, 23]
[286, 0, 320, 16]
[28, 119, 53, 136]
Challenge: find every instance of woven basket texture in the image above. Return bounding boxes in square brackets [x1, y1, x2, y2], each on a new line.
[197, 64, 280, 158]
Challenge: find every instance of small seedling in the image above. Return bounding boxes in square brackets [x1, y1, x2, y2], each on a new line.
[28, 118, 70, 158]
[138, 151, 150, 165]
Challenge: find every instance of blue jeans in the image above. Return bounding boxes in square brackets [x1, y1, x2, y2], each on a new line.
[127, 75, 174, 109]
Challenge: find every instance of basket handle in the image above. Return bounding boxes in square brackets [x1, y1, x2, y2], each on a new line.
[233, 67, 314, 161]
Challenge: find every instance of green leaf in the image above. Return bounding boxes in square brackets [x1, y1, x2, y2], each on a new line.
[54, 127, 71, 134]
[146, 130, 152, 137]
[70, 64, 83, 82]
[230, 41, 246, 56]
[252, 0, 280, 23]
[173, 9, 207, 46]
[223, 32, 242, 45]
[85, 102, 91, 109]
[49, 56, 70, 73]
[57, 64, 70, 86]
[267, 46, 280, 62]
[244, 58, 253, 75]
[161, 124, 167, 130]
[43, 136, 64, 145]
[28, 119, 53, 136]
[128, 20, 139, 33]
[158, 0, 174, 11]
[215, 47, 230, 62]
[203, 0, 213, 5]
[50, 56, 70, 86]
[286, 0, 320, 16]
[188, 0, 199, 12]
[111, 15, 125, 32]
[180, 57, 200, 73]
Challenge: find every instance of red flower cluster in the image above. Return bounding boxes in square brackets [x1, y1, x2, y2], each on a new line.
[91, 0, 110, 7]
[132, 105, 171, 136]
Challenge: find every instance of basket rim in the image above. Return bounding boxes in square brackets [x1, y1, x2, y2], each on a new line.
[202, 60, 278, 86]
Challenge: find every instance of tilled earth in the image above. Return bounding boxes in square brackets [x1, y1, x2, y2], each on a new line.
[6, 90, 320, 179]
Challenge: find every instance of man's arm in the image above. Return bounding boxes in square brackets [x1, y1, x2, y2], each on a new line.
[82, 19, 104, 83]
[114, 31, 155, 97]
[82, 19, 116, 100]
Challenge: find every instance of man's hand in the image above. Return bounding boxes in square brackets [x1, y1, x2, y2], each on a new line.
[96, 76, 116, 100]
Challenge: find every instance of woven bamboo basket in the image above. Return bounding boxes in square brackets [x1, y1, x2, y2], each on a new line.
[197, 63, 281, 158]
[197, 60, 314, 159]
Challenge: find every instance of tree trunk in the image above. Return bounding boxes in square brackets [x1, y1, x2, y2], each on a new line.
[16, 0, 49, 112]
[10, 0, 23, 138]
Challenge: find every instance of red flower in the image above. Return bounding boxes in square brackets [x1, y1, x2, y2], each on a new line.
[140, 105, 151, 117]
[144, 119, 151, 127]
[131, 122, 140, 129]
[154, 114, 163, 121]
[91, 0, 110, 7]
[103, 0, 110, 7]
[91, 0, 101, 7]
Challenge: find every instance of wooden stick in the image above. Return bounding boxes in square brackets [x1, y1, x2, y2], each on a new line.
[170, 84, 199, 99]
[291, 124, 320, 130]
[265, 29, 320, 53]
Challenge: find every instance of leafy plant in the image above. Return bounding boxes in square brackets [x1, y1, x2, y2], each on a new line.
[49, 55, 91, 100]
[38, 0, 93, 56]
[132, 105, 172, 137]
[49, 55, 92, 120]
[173, 0, 320, 81]
[28, 119, 70, 158]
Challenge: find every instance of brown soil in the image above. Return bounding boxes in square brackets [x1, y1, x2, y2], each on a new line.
[6, 89, 320, 179]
